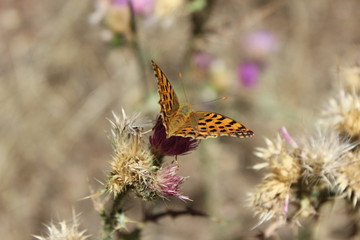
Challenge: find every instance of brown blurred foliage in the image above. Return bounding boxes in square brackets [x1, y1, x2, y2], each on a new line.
[1, 0, 360, 239]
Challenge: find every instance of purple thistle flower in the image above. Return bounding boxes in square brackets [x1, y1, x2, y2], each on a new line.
[154, 164, 191, 201]
[149, 116, 199, 157]
[112, 0, 128, 6]
[237, 61, 261, 88]
[132, 0, 154, 15]
[242, 30, 278, 60]
[112, 0, 154, 14]
[193, 51, 213, 70]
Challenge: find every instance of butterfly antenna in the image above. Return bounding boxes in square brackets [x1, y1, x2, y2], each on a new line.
[178, 71, 190, 103]
[192, 96, 229, 107]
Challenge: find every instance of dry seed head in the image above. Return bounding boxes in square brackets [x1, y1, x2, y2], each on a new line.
[34, 214, 89, 240]
[254, 135, 301, 183]
[105, 5, 131, 35]
[300, 127, 355, 185]
[108, 110, 157, 199]
[320, 90, 360, 139]
[336, 150, 360, 206]
[250, 132, 301, 224]
[254, 135, 284, 162]
[248, 178, 290, 224]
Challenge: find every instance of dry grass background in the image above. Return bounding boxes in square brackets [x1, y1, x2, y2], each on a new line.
[1, 0, 360, 239]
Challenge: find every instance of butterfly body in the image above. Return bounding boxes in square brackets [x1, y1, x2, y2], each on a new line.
[165, 103, 193, 135]
[152, 60, 254, 139]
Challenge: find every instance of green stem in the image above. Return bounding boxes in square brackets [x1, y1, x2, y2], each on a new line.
[127, 0, 149, 98]
[101, 191, 128, 240]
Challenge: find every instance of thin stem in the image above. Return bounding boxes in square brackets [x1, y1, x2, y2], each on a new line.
[101, 191, 128, 240]
[127, 0, 149, 97]
[144, 207, 207, 222]
[181, 0, 217, 71]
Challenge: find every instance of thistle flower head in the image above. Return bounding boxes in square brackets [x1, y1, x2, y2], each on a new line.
[90, 0, 153, 43]
[193, 51, 213, 70]
[152, 163, 191, 201]
[112, 0, 155, 14]
[336, 150, 360, 206]
[250, 126, 357, 226]
[113, 0, 127, 5]
[237, 61, 261, 89]
[254, 134, 301, 183]
[104, 5, 131, 35]
[248, 178, 290, 225]
[300, 127, 356, 185]
[90, 0, 154, 25]
[242, 30, 278, 61]
[131, 0, 155, 15]
[34, 214, 89, 240]
[250, 129, 301, 224]
[320, 90, 360, 139]
[154, 0, 184, 18]
[149, 116, 199, 158]
[108, 110, 157, 200]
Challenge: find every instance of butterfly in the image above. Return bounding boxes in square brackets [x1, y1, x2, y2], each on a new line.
[152, 60, 254, 139]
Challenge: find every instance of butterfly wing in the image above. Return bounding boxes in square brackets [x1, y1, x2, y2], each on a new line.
[172, 111, 254, 139]
[152, 60, 254, 140]
[152, 61, 180, 133]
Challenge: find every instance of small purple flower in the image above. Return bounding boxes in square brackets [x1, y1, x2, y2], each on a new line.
[154, 164, 191, 201]
[149, 116, 199, 157]
[279, 126, 298, 148]
[237, 61, 261, 88]
[112, 0, 154, 14]
[193, 51, 213, 70]
[132, 0, 154, 15]
[242, 30, 278, 60]
[113, 0, 128, 6]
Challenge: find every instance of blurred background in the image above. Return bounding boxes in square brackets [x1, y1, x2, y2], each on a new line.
[1, 0, 360, 239]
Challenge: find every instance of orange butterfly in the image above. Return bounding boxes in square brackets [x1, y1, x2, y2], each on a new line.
[152, 60, 254, 139]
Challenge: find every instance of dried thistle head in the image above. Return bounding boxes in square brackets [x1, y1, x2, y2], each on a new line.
[250, 130, 301, 224]
[108, 110, 157, 200]
[248, 178, 290, 225]
[154, 0, 184, 18]
[250, 126, 358, 226]
[300, 127, 355, 186]
[34, 214, 89, 240]
[107, 111, 191, 201]
[336, 149, 360, 206]
[320, 90, 360, 139]
[105, 5, 131, 35]
[254, 134, 301, 183]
